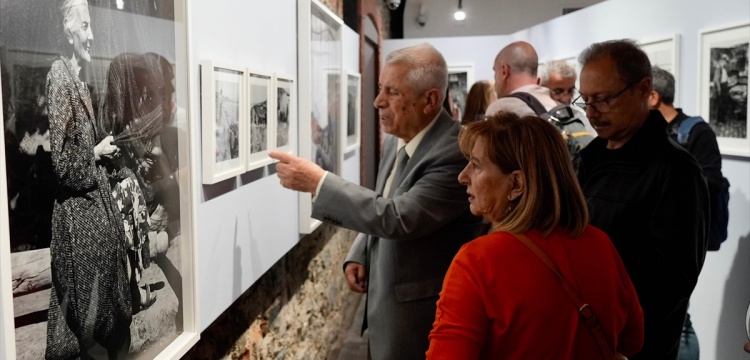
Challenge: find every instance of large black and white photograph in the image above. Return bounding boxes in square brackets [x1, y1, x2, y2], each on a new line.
[447, 65, 474, 121]
[345, 72, 360, 151]
[700, 22, 750, 157]
[201, 61, 246, 184]
[245, 71, 273, 170]
[1, 0, 195, 359]
[275, 76, 293, 152]
[709, 44, 748, 137]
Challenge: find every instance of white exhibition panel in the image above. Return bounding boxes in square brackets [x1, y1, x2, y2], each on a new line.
[386, 0, 750, 358]
[190, 0, 361, 331]
[190, 0, 299, 330]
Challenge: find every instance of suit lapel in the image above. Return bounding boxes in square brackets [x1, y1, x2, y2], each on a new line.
[396, 111, 454, 184]
[375, 136, 398, 195]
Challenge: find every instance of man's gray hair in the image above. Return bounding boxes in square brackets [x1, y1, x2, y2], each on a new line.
[385, 43, 448, 100]
[578, 39, 652, 86]
[540, 60, 577, 85]
[651, 66, 675, 106]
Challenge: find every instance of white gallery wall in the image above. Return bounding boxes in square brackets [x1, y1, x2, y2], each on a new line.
[189, 0, 360, 330]
[401, 0, 604, 39]
[387, 0, 749, 359]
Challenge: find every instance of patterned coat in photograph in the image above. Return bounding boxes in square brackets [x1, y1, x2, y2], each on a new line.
[45, 56, 132, 358]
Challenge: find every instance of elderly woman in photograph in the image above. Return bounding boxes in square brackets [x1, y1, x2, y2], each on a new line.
[45, 0, 132, 358]
[426, 112, 644, 359]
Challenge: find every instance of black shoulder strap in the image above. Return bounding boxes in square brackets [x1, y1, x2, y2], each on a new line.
[504, 92, 548, 116]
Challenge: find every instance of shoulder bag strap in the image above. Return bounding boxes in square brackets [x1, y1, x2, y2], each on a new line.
[511, 232, 616, 360]
[504, 92, 548, 116]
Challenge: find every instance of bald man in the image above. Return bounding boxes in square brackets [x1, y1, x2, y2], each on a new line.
[486, 41, 558, 116]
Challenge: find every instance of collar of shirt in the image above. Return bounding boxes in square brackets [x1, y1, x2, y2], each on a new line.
[397, 111, 441, 157]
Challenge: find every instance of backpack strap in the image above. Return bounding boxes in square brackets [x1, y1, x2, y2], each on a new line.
[504, 92, 548, 116]
[511, 233, 616, 360]
[676, 117, 705, 145]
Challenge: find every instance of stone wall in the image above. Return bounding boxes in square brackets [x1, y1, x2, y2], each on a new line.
[183, 224, 361, 359]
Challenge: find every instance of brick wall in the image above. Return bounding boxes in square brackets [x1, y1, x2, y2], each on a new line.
[183, 224, 361, 359]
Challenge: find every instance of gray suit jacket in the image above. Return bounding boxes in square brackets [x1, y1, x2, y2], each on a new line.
[313, 111, 482, 360]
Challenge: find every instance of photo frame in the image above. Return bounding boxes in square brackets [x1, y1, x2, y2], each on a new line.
[447, 64, 474, 119]
[344, 72, 361, 152]
[639, 34, 681, 103]
[698, 22, 750, 157]
[297, 0, 343, 234]
[246, 69, 275, 170]
[1, 1, 199, 359]
[274, 74, 296, 154]
[201, 61, 248, 183]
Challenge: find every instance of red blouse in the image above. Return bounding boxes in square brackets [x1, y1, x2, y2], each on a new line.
[427, 226, 643, 359]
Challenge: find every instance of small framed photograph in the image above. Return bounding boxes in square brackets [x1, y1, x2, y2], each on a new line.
[247, 70, 275, 170]
[274, 74, 296, 154]
[447, 64, 475, 119]
[639, 34, 681, 103]
[344, 72, 361, 152]
[698, 22, 749, 157]
[201, 60, 248, 183]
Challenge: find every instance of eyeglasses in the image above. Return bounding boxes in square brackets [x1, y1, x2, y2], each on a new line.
[573, 82, 634, 114]
[550, 87, 577, 96]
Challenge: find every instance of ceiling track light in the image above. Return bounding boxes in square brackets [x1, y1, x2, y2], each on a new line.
[454, 0, 466, 21]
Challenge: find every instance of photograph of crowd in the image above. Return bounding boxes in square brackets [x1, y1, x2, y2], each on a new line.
[309, 5, 341, 176]
[1, 0, 187, 358]
[709, 42, 748, 139]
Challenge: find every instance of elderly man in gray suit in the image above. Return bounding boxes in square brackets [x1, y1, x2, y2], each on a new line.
[269, 43, 481, 360]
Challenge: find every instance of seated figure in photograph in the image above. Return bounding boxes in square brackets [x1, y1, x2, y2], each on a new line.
[426, 112, 644, 359]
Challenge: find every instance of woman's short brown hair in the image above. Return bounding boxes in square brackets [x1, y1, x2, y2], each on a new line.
[458, 112, 588, 237]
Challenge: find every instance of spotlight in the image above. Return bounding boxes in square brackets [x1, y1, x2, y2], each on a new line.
[453, 0, 466, 21]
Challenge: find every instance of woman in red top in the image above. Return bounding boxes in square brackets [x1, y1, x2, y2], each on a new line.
[427, 112, 644, 359]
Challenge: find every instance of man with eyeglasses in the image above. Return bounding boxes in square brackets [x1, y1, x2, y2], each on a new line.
[485, 41, 558, 116]
[540, 60, 578, 105]
[575, 39, 709, 360]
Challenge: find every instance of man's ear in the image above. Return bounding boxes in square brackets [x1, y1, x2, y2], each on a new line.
[637, 77, 653, 100]
[423, 88, 441, 114]
[508, 170, 525, 201]
[648, 90, 660, 109]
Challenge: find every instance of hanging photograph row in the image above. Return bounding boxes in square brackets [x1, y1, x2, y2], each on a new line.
[201, 61, 297, 184]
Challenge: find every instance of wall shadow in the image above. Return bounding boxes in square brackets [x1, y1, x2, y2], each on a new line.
[202, 176, 238, 201]
[716, 230, 750, 360]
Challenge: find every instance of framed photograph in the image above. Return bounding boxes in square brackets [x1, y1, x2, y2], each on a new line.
[201, 61, 247, 183]
[274, 74, 296, 154]
[699, 22, 750, 157]
[247, 70, 274, 170]
[297, 0, 343, 234]
[447, 64, 474, 119]
[1, 1, 199, 359]
[344, 72, 361, 152]
[639, 34, 681, 103]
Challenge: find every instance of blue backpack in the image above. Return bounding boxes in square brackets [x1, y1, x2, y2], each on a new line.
[677, 117, 730, 251]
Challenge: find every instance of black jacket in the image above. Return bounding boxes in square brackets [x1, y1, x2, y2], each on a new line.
[577, 110, 709, 360]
